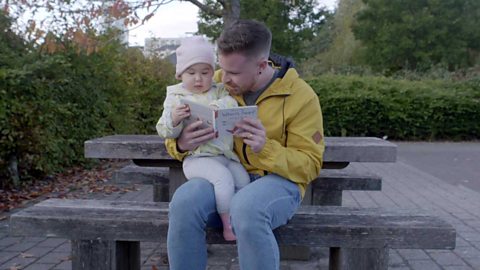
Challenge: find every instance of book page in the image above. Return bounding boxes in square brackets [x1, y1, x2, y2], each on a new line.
[215, 106, 258, 138]
[180, 99, 214, 130]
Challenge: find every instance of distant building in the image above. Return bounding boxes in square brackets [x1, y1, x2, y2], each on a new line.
[143, 37, 182, 61]
[143, 37, 216, 66]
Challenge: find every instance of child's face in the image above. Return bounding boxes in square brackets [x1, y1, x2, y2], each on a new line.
[180, 63, 214, 94]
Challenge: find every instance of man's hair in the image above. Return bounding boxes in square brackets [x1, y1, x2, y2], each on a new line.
[217, 19, 272, 59]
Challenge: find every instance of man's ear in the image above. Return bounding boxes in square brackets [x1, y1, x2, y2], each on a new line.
[258, 57, 269, 72]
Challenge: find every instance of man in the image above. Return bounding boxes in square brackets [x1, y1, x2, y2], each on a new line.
[165, 19, 325, 270]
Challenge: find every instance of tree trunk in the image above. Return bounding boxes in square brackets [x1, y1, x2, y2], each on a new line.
[8, 154, 20, 188]
[222, 0, 240, 27]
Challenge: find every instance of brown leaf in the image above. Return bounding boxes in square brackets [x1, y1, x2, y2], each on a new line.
[21, 252, 35, 258]
[9, 264, 21, 270]
[61, 255, 72, 261]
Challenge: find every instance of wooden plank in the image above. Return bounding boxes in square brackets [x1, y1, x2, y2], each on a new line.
[312, 169, 381, 191]
[10, 199, 456, 250]
[114, 165, 382, 192]
[84, 135, 397, 163]
[113, 166, 169, 185]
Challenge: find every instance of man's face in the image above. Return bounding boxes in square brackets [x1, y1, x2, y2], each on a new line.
[218, 52, 260, 96]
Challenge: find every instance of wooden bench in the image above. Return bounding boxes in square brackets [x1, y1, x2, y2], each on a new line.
[10, 199, 456, 270]
[113, 164, 382, 205]
[85, 135, 396, 205]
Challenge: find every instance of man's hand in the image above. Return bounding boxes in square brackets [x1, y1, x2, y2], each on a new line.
[234, 117, 266, 153]
[177, 120, 216, 152]
[172, 104, 190, 127]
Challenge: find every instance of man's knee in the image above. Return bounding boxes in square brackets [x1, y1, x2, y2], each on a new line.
[230, 193, 265, 235]
[170, 178, 213, 216]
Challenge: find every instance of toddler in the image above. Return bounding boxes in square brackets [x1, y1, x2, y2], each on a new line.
[156, 36, 250, 241]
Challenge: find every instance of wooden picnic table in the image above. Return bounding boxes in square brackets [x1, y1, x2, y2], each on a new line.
[85, 135, 397, 167]
[85, 135, 397, 205]
[81, 134, 401, 264]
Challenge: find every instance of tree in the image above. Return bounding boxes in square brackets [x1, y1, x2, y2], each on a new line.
[2, 0, 330, 61]
[1, 0, 242, 50]
[198, 0, 330, 60]
[300, 0, 365, 75]
[352, 0, 480, 71]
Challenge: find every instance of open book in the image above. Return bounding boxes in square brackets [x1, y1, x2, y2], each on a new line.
[181, 98, 258, 138]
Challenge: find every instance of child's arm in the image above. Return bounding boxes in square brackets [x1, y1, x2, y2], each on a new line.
[156, 94, 186, 139]
[172, 104, 190, 127]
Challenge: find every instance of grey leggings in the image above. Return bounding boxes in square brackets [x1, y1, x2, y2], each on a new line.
[183, 155, 250, 213]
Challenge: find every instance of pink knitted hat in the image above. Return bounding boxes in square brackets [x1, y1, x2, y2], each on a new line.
[175, 36, 216, 79]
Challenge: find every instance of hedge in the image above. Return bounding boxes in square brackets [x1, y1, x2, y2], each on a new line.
[1, 33, 175, 187]
[309, 75, 480, 140]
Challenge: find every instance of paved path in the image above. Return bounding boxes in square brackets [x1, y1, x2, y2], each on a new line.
[395, 141, 480, 192]
[1, 143, 480, 269]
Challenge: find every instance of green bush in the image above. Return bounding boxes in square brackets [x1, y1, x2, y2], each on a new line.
[0, 12, 175, 187]
[118, 48, 176, 134]
[309, 75, 480, 140]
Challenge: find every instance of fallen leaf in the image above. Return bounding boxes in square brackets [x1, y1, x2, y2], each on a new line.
[9, 264, 21, 270]
[61, 255, 72, 261]
[20, 252, 34, 258]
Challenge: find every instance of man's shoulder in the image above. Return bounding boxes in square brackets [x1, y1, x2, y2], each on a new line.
[282, 69, 316, 98]
[214, 70, 223, 83]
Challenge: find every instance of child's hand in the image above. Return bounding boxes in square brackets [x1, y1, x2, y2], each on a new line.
[172, 104, 190, 127]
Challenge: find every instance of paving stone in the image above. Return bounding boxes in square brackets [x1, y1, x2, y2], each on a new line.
[443, 266, 475, 270]
[453, 245, 480, 259]
[24, 246, 55, 258]
[36, 252, 70, 264]
[3, 241, 39, 252]
[389, 250, 407, 267]
[407, 259, 442, 270]
[0, 251, 18, 264]
[455, 236, 471, 247]
[37, 238, 68, 248]
[463, 256, 480, 268]
[52, 242, 71, 253]
[0, 255, 36, 270]
[428, 250, 468, 266]
[397, 249, 431, 260]
[469, 241, 480, 249]
[24, 263, 56, 270]
[458, 232, 480, 242]
[0, 237, 23, 248]
[52, 260, 71, 270]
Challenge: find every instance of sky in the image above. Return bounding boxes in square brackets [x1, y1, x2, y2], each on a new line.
[128, 0, 338, 46]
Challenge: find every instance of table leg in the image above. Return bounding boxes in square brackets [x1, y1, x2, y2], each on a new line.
[116, 241, 141, 270]
[168, 167, 187, 201]
[329, 247, 389, 270]
[71, 240, 114, 270]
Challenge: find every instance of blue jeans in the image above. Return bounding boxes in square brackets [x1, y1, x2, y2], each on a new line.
[167, 174, 302, 270]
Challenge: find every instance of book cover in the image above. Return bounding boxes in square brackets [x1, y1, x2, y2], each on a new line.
[181, 99, 258, 138]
